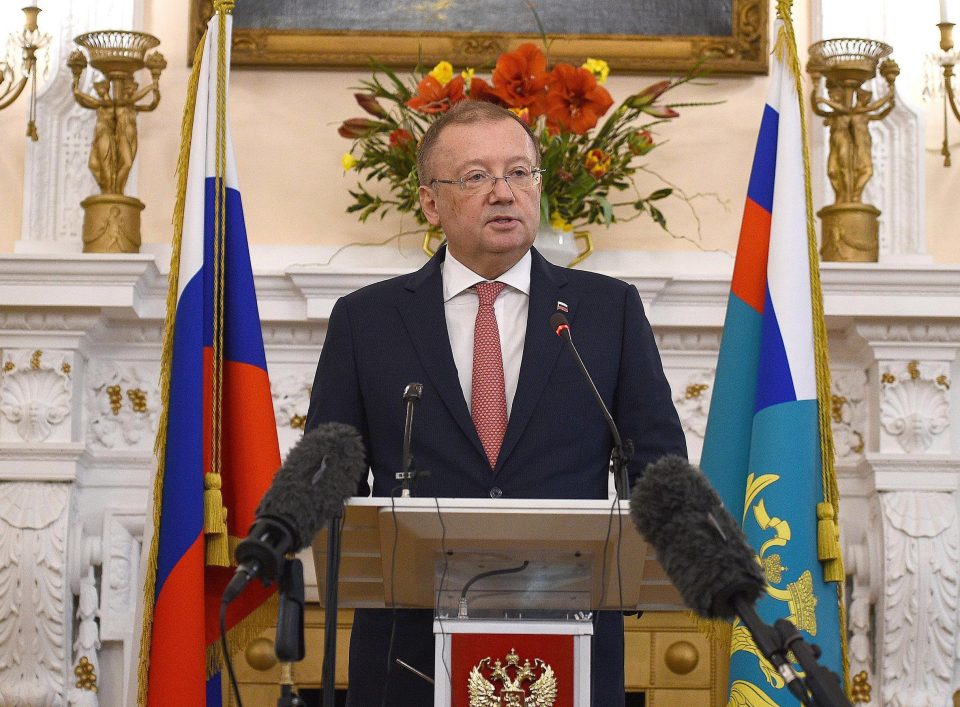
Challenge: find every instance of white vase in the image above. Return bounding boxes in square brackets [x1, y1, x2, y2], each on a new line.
[533, 223, 580, 267]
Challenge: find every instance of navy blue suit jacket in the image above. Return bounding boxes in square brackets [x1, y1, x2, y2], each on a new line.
[306, 246, 686, 705]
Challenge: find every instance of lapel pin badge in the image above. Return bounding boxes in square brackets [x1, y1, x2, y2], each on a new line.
[556, 301, 569, 313]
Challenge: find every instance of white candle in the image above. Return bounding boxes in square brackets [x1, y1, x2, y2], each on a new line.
[942, 0, 954, 23]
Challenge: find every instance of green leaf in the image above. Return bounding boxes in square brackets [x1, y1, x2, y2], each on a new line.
[648, 188, 673, 201]
[598, 196, 614, 224]
[649, 205, 667, 228]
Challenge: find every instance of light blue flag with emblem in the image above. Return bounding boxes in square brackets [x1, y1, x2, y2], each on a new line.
[699, 8, 848, 705]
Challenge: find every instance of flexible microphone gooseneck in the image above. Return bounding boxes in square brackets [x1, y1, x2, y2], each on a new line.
[630, 456, 851, 706]
[549, 312, 632, 499]
[221, 422, 366, 605]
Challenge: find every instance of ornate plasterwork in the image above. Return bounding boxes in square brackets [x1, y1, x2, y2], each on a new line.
[272, 372, 312, 431]
[879, 492, 959, 707]
[86, 364, 159, 450]
[68, 568, 100, 706]
[855, 323, 960, 344]
[0, 482, 71, 705]
[844, 497, 882, 707]
[261, 324, 326, 347]
[0, 349, 73, 443]
[20, 0, 135, 250]
[831, 368, 868, 463]
[98, 513, 142, 643]
[655, 331, 722, 352]
[879, 361, 950, 454]
[672, 369, 714, 439]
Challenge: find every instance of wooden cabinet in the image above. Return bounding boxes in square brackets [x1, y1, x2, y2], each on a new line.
[231, 607, 727, 705]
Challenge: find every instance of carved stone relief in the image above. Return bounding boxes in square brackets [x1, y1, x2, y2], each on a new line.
[879, 360, 951, 454]
[879, 491, 959, 706]
[831, 368, 868, 463]
[86, 363, 159, 450]
[672, 369, 714, 439]
[0, 482, 71, 705]
[0, 349, 73, 443]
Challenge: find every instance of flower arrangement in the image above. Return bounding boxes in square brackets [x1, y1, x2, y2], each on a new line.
[338, 42, 703, 255]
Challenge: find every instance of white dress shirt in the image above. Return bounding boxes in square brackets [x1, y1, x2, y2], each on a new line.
[442, 250, 531, 417]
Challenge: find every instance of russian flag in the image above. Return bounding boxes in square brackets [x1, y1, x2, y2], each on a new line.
[700, 18, 846, 705]
[137, 8, 280, 706]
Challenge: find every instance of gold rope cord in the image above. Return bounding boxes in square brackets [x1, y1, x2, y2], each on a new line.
[775, 0, 850, 692]
[202, 0, 231, 570]
[134, 29, 208, 707]
[205, 1, 279, 677]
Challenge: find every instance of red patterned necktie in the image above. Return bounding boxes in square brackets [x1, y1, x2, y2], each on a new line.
[471, 281, 508, 469]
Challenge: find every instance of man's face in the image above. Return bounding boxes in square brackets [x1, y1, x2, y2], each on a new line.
[418, 118, 541, 279]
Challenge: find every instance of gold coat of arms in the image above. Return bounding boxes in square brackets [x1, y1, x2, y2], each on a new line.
[467, 647, 557, 707]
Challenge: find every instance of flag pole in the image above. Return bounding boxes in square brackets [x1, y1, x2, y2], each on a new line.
[774, 0, 849, 691]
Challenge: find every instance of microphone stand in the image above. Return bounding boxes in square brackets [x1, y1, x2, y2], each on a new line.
[397, 383, 423, 497]
[275, 558, 306, 707]
[734, 599, 851, 706]
[733, 598, 809, 703]
[321, 510, 343, 707]
[775, 619, 852, 707]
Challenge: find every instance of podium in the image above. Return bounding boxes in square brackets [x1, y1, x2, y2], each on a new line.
[312, 497, 683, 706]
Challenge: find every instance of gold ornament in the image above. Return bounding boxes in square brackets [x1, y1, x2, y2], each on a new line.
[468, 648, 557, 707]
[807, 39, 898, 262]
[69, 31, 166, 253]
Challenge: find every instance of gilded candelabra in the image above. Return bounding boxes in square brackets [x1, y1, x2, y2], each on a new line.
[0, 4, 51, 140]
[935, 21, 960, 165]
[807, 38, 899, 263]
[68, 30, 166, 254]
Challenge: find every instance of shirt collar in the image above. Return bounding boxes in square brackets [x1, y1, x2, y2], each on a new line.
[442, 249, 532, 302]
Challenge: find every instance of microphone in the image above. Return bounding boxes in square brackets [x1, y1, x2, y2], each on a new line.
[630, 456, 816, 703]
[397, 382, 423, 497]
[549, 312, 632, 498]
[221, 422, 366, 605]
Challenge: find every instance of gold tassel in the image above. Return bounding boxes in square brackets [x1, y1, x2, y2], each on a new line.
[204, 472, 230, 567]
[691, 612, 733, 646]
[817, 501, 843, 582]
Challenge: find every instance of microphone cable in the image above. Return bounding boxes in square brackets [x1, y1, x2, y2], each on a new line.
[221, 598, 245, 707]
[433, 496, 453, 691]
[382, 487, 402, 707]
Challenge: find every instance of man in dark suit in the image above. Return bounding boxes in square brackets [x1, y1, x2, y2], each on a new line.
[306, 100, 686, 706]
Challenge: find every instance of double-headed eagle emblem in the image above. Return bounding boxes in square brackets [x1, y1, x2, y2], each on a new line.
[468, 647, 557, 707]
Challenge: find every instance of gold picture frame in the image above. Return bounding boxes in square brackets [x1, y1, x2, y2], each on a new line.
[190, 0, 767, 75]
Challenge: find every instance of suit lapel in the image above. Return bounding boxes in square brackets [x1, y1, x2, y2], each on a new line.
[495, 248, 575, 474]
[396, 247, 487, 461]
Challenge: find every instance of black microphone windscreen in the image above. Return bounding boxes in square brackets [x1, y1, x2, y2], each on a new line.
[549, 312, 569, 333]
[256, 422, 366, 550]
[629, 455, 765, 619]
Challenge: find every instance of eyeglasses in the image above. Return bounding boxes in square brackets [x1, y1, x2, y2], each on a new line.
[430, 166, 545, 195]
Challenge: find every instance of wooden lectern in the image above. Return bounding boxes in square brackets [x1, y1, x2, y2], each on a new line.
[312, 497, 683, 706]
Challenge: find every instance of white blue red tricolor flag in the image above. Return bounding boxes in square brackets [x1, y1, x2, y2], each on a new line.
[700, 13, 847, 705]
[137, 5, 280, 705]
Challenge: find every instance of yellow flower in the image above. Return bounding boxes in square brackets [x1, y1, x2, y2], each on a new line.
[341, 152, 357, 170]
[461, 67, 475, 84]
[429, 60, 454, 86]
[581, 58, 610, 85]
[509, 106, 531, 124]
[550, 211, 573, 232]
[584, 148, 612, 178]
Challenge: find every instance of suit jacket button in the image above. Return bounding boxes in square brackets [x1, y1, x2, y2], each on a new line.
[489, 487, 503, 498]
